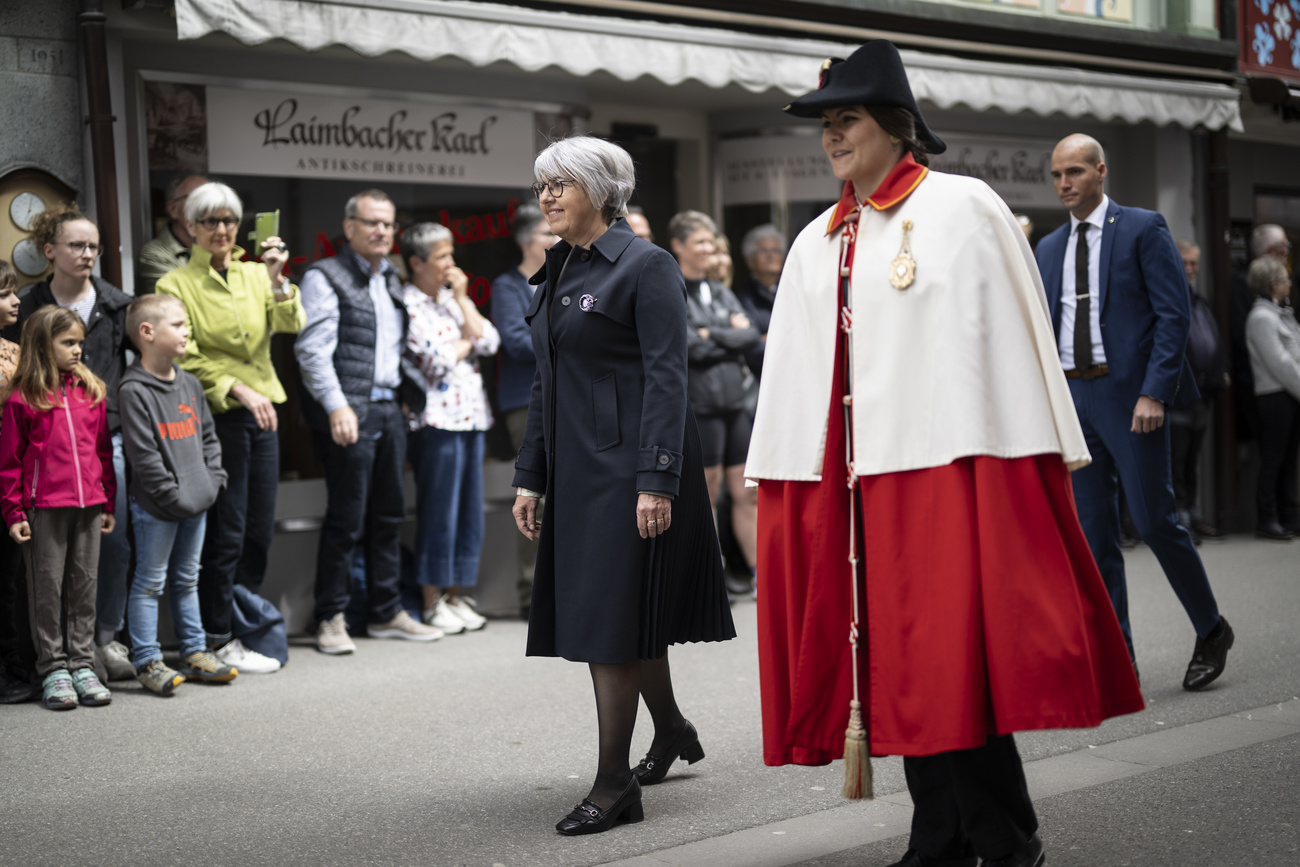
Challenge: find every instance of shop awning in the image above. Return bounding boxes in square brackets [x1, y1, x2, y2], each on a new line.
[175, 0, 1243, 132]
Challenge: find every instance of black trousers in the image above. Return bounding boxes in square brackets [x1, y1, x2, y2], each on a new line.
[201, 408, 280, 645]
[1256, 391, 1300, 527]
[903, 735, 1037, 862]
[312, 401, 406, 624]
[0, 530, 36, 681]
[1169, 397, 1212, 521]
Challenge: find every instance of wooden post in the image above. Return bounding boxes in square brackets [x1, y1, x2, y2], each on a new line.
[78, 0, 122, 289]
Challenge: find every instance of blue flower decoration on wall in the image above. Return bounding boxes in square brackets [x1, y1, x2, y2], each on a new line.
[1293, 31, 1300, 67]
[1256, 0, 1272, 14]
[1255, 22, 1277, 65]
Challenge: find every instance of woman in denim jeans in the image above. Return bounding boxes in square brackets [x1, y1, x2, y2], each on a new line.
[399, 222, 499, 635]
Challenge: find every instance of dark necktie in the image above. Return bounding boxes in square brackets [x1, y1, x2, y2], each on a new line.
[1074, 222, 1092, 371]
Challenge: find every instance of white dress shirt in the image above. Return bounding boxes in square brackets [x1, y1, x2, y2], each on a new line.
[296, 246, 403, 415]
[1058, 195, 1109, 370]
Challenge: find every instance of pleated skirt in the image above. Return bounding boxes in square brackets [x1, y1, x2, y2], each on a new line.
[526, 409, 735, 664]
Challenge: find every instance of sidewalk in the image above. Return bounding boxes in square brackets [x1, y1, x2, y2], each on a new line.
[598, 698, 1300, 867]
[0, 536, 1296, 866]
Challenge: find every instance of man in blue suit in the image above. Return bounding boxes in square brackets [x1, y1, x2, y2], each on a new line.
[1037, 134, 1234, 691]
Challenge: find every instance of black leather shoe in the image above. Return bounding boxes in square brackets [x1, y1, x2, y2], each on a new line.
[981, 833, 1044, 866]
[1255, 521, 1293, 541]
[886, 850, 977, 867]
[1183, 617, 1234, 691]
[632, 719, 704, 785]
[0, 668, 39, 704]
[555, 777, 643, 835]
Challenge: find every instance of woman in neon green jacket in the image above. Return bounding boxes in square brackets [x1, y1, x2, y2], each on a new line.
[156, 181, 305, 675]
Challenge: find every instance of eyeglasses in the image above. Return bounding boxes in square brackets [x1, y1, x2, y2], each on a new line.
[531, 178, 579, 199]
[59, 241, 101, 256]
[349, 217, 396, 231]
[197, 216, 240, 231]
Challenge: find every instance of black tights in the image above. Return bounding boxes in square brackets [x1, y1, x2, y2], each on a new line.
[587, 654, 685, 808]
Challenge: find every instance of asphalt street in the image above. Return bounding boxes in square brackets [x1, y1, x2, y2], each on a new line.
[0, 534, 1296, 867]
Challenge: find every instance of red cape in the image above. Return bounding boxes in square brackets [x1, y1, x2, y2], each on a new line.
[757, 305, 1143, 764]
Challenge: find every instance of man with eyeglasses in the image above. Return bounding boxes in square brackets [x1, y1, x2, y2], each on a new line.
[137, 173, 209, 295]
[296, 189, 441, 655]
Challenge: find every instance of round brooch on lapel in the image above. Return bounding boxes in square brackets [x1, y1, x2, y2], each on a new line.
[579, 294, 596, 312]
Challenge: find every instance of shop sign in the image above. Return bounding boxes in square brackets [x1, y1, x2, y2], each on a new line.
[204, 87, 535, 187]
[1240, 0, 1300, 83]
[719, 134, 1058, 209]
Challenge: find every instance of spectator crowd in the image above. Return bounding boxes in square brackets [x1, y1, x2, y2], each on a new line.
[0, 161, 1294, 714]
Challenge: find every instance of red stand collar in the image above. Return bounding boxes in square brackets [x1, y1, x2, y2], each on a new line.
[825, 153, 929, 235]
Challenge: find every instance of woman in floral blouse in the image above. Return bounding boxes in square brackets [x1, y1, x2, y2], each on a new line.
[400, 223, 500, 635]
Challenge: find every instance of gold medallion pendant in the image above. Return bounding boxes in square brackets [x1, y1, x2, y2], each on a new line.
[889, 219, 916, 290]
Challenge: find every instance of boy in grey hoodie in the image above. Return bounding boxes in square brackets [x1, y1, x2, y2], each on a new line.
[119, 295, 232, 695]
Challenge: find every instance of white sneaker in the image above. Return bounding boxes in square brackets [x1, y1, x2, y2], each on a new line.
[368, 608, 443, 642]
[422, 599, 466, 635]
[216, 638, 282, 673]
[446, 596, 486, 631]
[315, 612, 356, 655]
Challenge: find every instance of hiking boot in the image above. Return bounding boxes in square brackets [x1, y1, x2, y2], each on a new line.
[215, 639, 280, 673]
[94, 640, 136, 680]
[368, 609, 442, 642]
[136, 660, 185, 696]
[180, 651, 238, 682]
[41, 669, 77, 711]
[316, 612, 357, 655]
[70, 667, 112, 706]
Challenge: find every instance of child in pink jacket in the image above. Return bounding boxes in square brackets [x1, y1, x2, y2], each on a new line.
[0, 306, 116, 710]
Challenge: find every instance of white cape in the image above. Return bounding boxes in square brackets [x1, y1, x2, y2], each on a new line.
[745, 171, 1089, 483]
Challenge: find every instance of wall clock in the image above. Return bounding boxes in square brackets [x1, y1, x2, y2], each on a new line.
[9, 191, 46, 231]
[12, 238, 48, 277]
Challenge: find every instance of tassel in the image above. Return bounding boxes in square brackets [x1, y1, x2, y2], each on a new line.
[842, 699, 873, 799]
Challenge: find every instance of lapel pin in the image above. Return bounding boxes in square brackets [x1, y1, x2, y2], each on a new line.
[1108, 216, 1115, 223]
[579, 294, 596, 311]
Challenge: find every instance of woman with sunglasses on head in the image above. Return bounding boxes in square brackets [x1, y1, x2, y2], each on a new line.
[512, 136, 734, 836]
[747, 43, 1143, 867]
[7, 203, 135, 688]
[156, 181, 305, 676]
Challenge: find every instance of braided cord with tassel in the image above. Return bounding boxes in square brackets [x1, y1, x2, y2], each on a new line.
[838, 207, 872, 800]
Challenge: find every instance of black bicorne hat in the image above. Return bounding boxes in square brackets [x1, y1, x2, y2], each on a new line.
[784, 41, 946, 155]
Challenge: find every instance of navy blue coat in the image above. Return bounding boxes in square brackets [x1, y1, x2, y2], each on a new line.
[491, 268, 536, 414]
[512, 218, 733, 664]
[1036, 199, 1199, 410]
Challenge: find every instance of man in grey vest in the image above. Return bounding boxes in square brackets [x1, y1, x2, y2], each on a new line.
[296, 189, 441, 653]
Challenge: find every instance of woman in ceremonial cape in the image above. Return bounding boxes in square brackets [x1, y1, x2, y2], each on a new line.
[745, 41, 1144, 867]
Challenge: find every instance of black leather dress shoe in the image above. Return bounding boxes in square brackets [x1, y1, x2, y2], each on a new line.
[0, 668, 39, 704]
[981, 832, 1044, 866]
[555, 778, 643, 836]
[886, 851, 977, 867]
[632, 719, 704, 785]
[1255, 521, 1293, 541]
[1183, 617, 1234, 691]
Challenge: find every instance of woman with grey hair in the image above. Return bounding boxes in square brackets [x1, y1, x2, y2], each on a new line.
[399, 221, 499, 632]
[156, 181, 304, 675]
[1245, 255, 1300, 540]
[511, 136, 734, 835]
[736, 223, 787, 380]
